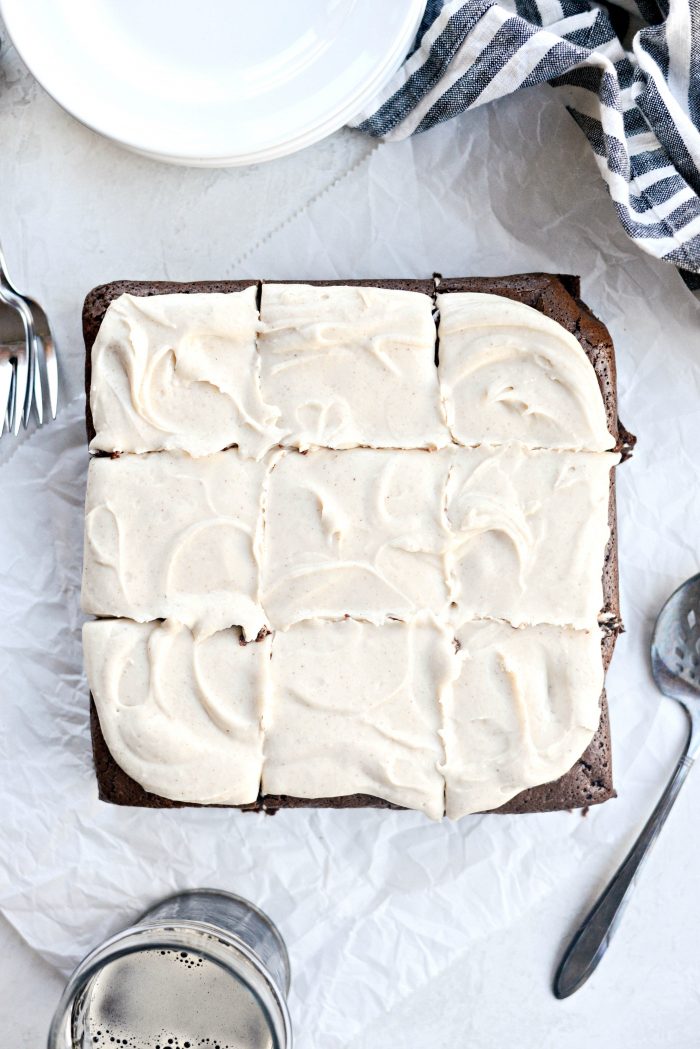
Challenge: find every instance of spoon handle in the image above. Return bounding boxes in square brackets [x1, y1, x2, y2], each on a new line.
[553, 749, 695, 998]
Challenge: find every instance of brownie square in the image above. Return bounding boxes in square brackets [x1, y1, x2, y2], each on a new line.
[262, 618, 450, 820]
[261, 447, 450, 629]
[258, 281, 447, 450]
[83, 449, 269, 641]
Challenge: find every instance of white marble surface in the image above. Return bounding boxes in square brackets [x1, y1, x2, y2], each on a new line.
[2, 17, 700, 1048]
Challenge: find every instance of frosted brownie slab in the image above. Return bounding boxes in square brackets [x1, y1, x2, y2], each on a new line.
[82, 273, 634, 816]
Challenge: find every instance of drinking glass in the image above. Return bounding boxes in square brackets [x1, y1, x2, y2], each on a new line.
[47, 888, 292, 1049]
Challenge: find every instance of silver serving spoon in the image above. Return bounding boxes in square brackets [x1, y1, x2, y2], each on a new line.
[554, 573, 700, 998]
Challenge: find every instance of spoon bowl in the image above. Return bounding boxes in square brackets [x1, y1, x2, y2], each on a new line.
[652, 572, 700, 717]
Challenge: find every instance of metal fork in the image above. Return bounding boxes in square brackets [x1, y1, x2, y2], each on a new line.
[0, 242, 59, 434]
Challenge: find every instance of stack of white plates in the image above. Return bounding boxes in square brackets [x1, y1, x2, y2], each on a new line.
[0, 0, 425, 166]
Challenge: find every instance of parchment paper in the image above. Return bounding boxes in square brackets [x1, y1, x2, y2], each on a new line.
[1, 70, 699, 1048]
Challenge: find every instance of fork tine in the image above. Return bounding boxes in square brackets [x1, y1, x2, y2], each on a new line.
[23, 323, 36, 427]
[33, 334, 44, 425]
[11, 337, 27, 436]
[42, 330, 58, 419]
[5, 361, 16, 434]
[0, 358, 13, 436]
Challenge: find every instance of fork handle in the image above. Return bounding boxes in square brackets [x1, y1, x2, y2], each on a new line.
[553, 745, 695, 998]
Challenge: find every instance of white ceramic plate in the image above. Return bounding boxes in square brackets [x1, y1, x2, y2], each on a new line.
[0, 0, 425, 166]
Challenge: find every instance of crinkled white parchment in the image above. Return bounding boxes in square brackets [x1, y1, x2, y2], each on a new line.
[1, 70, 700, 1049]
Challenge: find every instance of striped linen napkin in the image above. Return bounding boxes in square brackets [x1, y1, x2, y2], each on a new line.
[349, 0, 700, 290]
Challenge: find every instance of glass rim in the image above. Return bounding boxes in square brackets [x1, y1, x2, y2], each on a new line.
[47, 918, 292, 1049]
[136, 888, 291, 994]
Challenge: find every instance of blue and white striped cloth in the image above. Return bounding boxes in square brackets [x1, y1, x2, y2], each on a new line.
[350, 0, 700, 290]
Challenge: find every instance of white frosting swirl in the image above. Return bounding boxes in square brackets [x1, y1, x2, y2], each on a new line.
[90, 290, 281, 459]
[446, 444, 619, 629]
[441, 620, 604, 818]
[259, 283, 450, 451]
[82, 449, 272, 640]
[437, 292, 615, 451]
[262, 616, 454, 819]
[261, 447, 451, 629]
